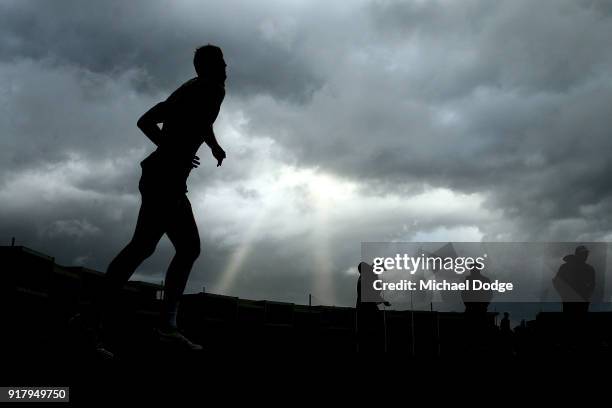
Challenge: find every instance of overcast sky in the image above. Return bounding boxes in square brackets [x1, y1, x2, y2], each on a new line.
[2, 0, 612, 307]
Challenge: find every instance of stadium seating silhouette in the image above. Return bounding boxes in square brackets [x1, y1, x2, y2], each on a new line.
[3, 244, 612, 358]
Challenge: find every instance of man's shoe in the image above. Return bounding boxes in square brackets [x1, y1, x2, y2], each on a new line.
[95, 342, 115, 360]
[155, 327, 203, 351]
[69, 313, 115, 359]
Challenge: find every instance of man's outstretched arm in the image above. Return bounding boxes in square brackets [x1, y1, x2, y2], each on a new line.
[137, 102, 168, 146]
[204, 127, 226, 167]
[202, 92, 226, 167]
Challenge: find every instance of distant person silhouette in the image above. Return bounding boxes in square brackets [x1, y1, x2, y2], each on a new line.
[499, 312, 513, 355]
[461, 264, 492, 314]
[356, 262, 391, 308]
[553, 245, 595, 315]
[97, 44, 227, 354]
[356, 262, 390, 352]
[500, 312, 512, 334]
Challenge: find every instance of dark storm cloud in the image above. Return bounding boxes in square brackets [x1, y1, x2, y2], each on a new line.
[368, 0, 612, 98]
[242, 0, 612, 240]
[0, 0, 322, 102]
[0, 59, 149, 177]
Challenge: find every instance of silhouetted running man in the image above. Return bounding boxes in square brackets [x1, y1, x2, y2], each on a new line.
[97, 45, 227, 355]
[356, 262, 390, 352]
[553, 245, 595, 315]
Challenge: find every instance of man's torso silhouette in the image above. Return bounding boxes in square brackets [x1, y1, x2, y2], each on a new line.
[140, 77, 225, 195]
[462, 270, 492, 314]
[554, 255, 595, 303]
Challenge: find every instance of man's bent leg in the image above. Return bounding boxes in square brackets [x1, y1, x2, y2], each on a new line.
[101, 195, 167, 317]
[163, 195, 201, 329]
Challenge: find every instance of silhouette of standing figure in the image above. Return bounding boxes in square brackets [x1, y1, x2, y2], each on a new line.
[553, 245, 595, 315]
[460, 263, 493, 353]
[461, 264, 492, 315]
[100, 44, 227, 354]
[356, 262, 390, 352]
[500, 312, 512, 334]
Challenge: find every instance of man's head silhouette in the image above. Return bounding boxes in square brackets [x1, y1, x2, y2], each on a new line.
[358, 262, 366, 275]
[467, 260, 480, 275]
[194, 44, 226, 82]
[575, 245, 589, 263]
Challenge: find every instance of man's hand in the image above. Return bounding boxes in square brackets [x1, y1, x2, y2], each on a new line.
[191, 155, 201, 169]
[212, 146, 226, 167]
